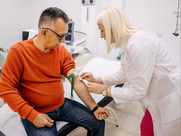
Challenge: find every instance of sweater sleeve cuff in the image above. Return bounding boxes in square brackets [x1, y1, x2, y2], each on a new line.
[27, 109, 39, 122]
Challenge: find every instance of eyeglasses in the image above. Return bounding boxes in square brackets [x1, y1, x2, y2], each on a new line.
[42, 28, 68, 41]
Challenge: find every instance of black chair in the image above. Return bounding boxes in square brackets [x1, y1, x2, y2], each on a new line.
[58, 84, 124, 136]
[57, 96, 113, 136]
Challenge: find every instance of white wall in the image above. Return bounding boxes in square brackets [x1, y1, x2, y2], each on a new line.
[81, 0, 180, 59]
[80, 0, 125, 60]
[0, 0, 180, 59]
[0, 0, 37, 51]
[32, 0, 82, 31]
[0, 0, 82, 51]
[124, 0, 180, 58]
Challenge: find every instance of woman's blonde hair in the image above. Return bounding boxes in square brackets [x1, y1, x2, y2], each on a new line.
[97, 7, 141, 53]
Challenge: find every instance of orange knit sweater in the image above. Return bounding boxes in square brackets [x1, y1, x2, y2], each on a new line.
[0, 38, 75, 122]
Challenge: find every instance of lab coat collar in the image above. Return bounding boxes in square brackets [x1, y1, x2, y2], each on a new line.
[120, 38, 128, 53]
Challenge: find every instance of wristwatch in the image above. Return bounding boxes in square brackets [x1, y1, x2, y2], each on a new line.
[102, 86, 108, 96]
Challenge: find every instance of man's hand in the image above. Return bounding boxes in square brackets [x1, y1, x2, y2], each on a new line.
[32, 113, 54, 128]
[93, 107, 110, 120]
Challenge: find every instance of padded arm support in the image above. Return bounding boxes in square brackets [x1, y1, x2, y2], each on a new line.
[0, 131, 5, 136]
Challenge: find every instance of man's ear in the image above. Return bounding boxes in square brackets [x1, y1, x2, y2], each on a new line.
[41, 29, 46, 37]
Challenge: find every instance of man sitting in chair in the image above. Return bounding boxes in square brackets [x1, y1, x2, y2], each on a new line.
[0, 7, 109, 136]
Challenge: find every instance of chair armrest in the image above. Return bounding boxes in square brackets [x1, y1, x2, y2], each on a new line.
[57, 83, 124, 136]
[0, 131, 5, 136]
[57, 123, 78, 136]
[97, 96, 113, 107]
[97, 83, 124, 107]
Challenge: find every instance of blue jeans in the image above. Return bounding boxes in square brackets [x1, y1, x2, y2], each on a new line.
[21, 98, 105, 136]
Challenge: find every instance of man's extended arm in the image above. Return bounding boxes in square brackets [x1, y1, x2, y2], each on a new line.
[67, 69, 109, 120]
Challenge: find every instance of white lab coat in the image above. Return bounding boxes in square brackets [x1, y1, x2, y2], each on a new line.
[101, 30, 181, 136]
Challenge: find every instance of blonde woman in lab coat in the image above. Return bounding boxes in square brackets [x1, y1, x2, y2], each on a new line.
[80, 7, 181, 136]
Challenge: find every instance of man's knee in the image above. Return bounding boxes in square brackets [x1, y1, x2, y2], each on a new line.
[99, 120, 105, 128]
[88, 120, 105, 136]
[92, 119, 105, 132]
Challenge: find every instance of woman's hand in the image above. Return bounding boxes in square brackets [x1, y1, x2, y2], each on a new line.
[87, 82, 105, 94]
[80, 72, 96, 83]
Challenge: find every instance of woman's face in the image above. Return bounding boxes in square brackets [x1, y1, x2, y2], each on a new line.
[98, 24, 106, 40]
[97, 24, 115, 43]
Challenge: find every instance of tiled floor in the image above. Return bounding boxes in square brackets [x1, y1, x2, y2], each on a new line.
[68, 101, 144, 136]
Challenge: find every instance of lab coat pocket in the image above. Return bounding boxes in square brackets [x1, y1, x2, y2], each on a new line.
[157, 92, 181, 126]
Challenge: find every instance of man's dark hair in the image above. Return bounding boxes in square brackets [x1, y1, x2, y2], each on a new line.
[38, 7, 69, 28]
